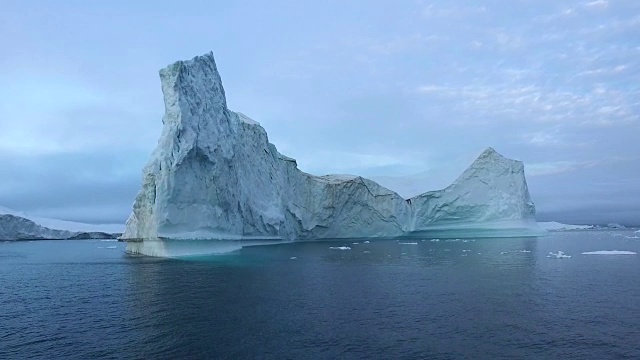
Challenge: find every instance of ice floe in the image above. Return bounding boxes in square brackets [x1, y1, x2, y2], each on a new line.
[547, 251, 571, 258]
[398, 242, 418, 245]
[329, 246, 351, 250]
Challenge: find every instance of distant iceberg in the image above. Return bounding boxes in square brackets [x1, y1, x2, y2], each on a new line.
[121, 52, 546, 257]
[538, 222, 594, 231]
[582, 250, 636, 255]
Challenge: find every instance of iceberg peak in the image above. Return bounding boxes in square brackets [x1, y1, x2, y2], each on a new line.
[122, 52, 544, 256]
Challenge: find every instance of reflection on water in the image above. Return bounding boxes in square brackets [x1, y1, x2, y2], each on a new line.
[1, 232, 639, 359]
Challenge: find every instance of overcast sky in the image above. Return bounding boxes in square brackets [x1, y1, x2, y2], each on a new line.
[1, 0, 638, 225]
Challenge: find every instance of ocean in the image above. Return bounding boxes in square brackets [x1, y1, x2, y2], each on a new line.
[1, 230, 639, 359]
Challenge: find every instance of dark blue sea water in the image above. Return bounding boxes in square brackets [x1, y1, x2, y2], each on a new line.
[2, 230, 640, 359]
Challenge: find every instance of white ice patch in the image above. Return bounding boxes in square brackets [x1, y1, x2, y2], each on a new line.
[430, 239, 440, 242]
[106, 246, 117, 249]
[635, 230, 640, 233]
[521, 250, 531, 253]
[398, 242, 418, 245]
[329, 246, 351, 250]
[352, 242, 359, 245]
[290, 256, 297, 260]
[100, 239, 118, 242]
[547, 251, 571, 258]
[364, 241, 370, 244]
[581, 250, 637, 255]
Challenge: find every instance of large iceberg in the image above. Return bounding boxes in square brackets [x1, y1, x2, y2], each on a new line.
[122, 52, 544, 256]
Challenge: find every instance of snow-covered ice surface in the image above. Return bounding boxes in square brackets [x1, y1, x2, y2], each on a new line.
[582, 250, 637, 255]
[121, 52, 546, 256]
[538, 221, 593, 231]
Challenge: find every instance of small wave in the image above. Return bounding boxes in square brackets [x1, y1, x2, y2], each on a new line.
[500, 251, 508, 254]
[398, 242, 418, 245]
[329, 246, 351, 250]
[363, 250, 371, 254]
[547, 251, 571, 259]
[581, 250, 636, 255]
[352, 242, 359, 245]
[625, 236, 639, 239]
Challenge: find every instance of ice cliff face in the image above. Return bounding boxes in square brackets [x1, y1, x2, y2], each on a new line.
[122, 52, 543, 255]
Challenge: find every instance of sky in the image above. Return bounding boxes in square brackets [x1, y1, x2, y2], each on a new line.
[1, 0, 638, 226]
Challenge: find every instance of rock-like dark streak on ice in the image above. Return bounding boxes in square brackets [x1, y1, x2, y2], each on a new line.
[121, 52, 545, 257]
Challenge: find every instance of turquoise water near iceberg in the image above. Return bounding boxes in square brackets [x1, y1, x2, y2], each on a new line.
[1, 230, 639, 359]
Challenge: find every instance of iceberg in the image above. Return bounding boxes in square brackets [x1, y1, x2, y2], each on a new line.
[121, 52, 545, 257]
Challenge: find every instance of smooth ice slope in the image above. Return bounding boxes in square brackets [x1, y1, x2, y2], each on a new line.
[122, 52, 543, 256]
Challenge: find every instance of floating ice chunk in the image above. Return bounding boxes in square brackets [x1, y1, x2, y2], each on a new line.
[290, 256, 297, 259]
[106, 246, 117, 249]
[462, 249, 471, 252]
[520, 250, 531, 253]
[581, 250, 637, 255]
[352, 242, 359, 245]
[364, 241, 370, 244]
[329, 246, 351, 250]
[547, 251, 571, 258]
[430, 239, 440, 242]
[500, 251, 508, 254]
[398, 242, 418, 245]
[461, 254, 468, 257]
[363, 250, 370, 254]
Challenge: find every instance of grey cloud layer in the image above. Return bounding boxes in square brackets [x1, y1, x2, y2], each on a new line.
[0, 0, 638, 225]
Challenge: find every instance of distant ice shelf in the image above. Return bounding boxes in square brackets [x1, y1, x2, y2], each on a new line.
[120, 52, 546, 257]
